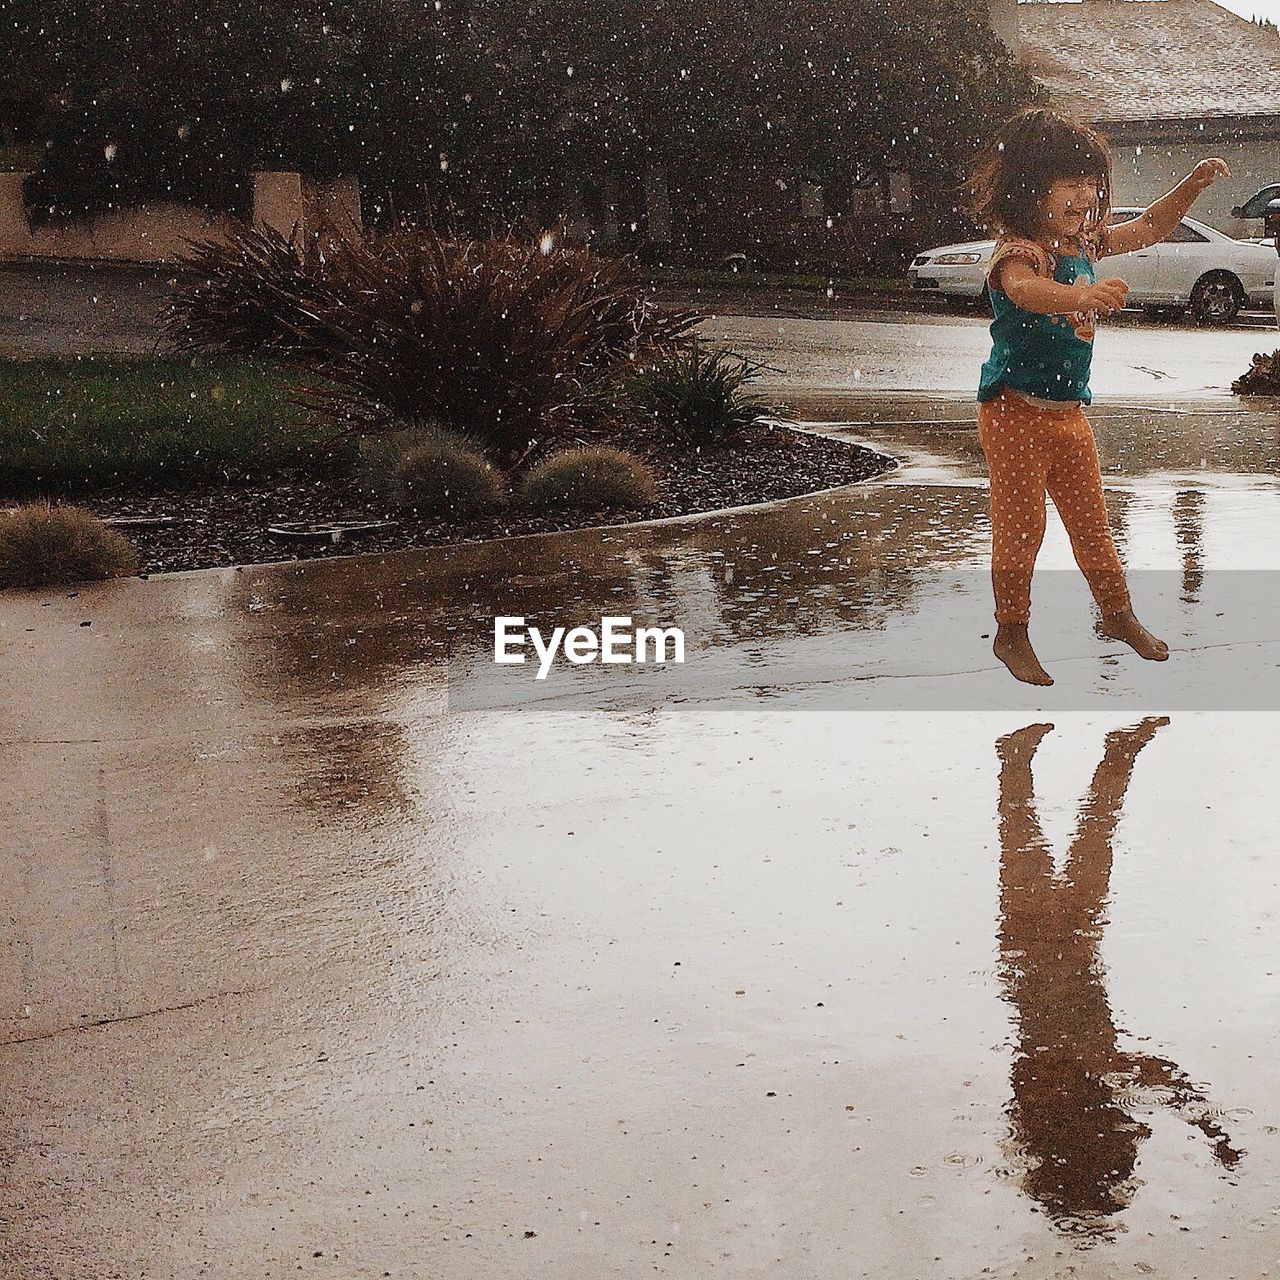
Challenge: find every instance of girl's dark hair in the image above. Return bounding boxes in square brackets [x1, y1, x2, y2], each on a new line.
[967, 107, 1113, 240]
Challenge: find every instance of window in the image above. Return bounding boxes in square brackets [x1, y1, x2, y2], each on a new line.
[797, 179, 825, 220]
[1106, 212, 1208, 243]
[1236, 185, 1280, 219]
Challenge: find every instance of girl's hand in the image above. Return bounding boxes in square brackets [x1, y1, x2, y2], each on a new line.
[1080, 276, 1129, 314]
[1191, 157, 1231, 190]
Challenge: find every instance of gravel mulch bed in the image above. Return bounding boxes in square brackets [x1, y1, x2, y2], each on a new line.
[55, 424, 894, 575]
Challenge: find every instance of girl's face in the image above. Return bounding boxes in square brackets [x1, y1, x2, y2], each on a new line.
[1040, 176, 1103, 240]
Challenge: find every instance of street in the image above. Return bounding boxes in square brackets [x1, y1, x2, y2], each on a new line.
[3, 262, 1277, 400]
[700, 304, 1279, 402]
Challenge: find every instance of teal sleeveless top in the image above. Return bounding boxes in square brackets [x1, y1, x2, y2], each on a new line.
[977, 233, 1101, 405]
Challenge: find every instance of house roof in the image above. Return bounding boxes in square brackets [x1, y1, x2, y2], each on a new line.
[1017, 0, 1280, 124]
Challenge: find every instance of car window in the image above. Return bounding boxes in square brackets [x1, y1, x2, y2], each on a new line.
[1105, 213, 1208, 243]
[1239, 186, 1280, 219]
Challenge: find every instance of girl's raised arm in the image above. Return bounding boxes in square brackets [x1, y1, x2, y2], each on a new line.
[1104, 159, 1231, 257]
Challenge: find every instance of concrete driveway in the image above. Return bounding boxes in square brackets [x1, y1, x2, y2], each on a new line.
[5, 342, 1280, 1276]
[5, 255, 1280, 1274]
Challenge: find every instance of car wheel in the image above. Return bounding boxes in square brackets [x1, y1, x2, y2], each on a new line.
[1190, 272, 1243, 325]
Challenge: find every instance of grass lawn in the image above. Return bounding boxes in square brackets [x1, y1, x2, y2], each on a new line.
[0, 356, 349, 496]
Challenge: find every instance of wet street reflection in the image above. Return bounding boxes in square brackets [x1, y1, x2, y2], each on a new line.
[1173, 487, 1206, 601]
[996, 719, 1242, 1238]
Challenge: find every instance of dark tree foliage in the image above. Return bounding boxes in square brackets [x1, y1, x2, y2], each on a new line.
[0, 0, 481, 223]
[461, 0, 1034, 247]
[0, 0, 1033, 243]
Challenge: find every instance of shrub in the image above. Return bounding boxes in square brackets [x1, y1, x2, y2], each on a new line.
[162, 225, 704, 467]
[160, 227, 322, 358]
[626, 343, 790, 446]
[0, 502, 139, 589]
[390, 438, 506, 517]
[357, 422, 469, 495]
[517, 447, 657, 513]
[1232, 350, 1280, 395]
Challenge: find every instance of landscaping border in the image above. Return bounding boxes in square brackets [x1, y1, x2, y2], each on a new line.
[69, 426, 900, 580]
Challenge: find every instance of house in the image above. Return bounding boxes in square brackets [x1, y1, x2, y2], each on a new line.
[990, 0, 1280, 237]
[0, 171, 362, 265]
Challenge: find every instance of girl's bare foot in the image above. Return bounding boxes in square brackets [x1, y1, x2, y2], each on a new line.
[993, 624, 1054, 686]
[1098, 609, 1169, 661]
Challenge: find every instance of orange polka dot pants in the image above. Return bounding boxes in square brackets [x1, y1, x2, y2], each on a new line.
[977, 388, 1132, 627]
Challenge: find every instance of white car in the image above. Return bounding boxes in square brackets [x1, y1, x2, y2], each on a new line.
[907, 209, 1278, 324]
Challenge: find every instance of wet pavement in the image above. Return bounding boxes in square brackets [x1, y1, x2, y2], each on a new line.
[3, 256, 1276, 373]
[700, 309, 1280, 401]
[0, 260, 170, 357]
[5, 324, 1280, 1273]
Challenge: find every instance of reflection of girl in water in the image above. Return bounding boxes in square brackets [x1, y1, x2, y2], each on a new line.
[995, 719, 1241, 1235]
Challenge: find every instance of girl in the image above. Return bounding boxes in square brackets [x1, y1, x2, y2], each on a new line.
[967, 108, 1229, 686]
